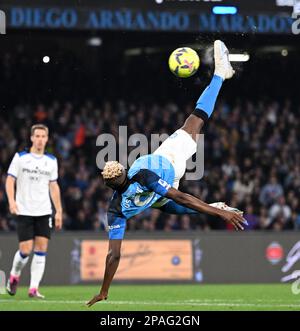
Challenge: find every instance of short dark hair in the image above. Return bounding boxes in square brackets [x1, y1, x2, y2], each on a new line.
[31, 124, 49, 136]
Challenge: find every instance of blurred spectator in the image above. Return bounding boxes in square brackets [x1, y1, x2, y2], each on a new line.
[232, 173, 254, 203]
[257, 207, 271, 230]
[0, 49, 300, 233]
[259, 176, 284, 207]
[269, 196, 291, 224]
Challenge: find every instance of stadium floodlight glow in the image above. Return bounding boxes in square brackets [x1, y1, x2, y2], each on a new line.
[228, 53, 250, 62]
[87, 37, 102, 47]
[42, 56, 50, 64]
[212, 6, 238, 15]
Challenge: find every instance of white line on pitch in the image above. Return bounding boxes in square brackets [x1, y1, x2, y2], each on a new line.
[0, 300, 300, 307]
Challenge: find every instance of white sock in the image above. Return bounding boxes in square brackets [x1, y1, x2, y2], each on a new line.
[30, 252, 46, 289]
[10, 250, 29, 277]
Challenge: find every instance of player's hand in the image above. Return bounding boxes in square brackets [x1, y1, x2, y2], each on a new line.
[86, 292, 108, 307]
[55, 211, 63, 230]
[220, 210, 246, 230]
[9, 200, 19, 215]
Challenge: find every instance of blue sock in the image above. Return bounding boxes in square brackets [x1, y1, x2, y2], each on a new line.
[193, 75, 223, 121]
[34, 251, 47, 256]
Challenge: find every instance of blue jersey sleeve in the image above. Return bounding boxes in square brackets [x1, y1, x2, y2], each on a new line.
[107, 213, 126, 240]
[132, 169, 171, 197]
[155, 199, 198, 214]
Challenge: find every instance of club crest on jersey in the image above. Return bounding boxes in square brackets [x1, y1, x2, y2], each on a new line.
[134, 191, 155, 207]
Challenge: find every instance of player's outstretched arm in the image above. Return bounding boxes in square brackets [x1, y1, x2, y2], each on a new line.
[154, 199, 198, 215]
[86, 239, 122, 307]
[165, 188, 245, 230]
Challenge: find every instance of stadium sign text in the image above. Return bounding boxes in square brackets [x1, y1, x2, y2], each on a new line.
[3, 6, 296, 34]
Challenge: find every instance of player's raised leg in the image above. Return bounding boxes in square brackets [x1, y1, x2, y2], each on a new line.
[153, 40, 235, 189]
[181, 40, 235, 140]
[6, 240, 32, 296]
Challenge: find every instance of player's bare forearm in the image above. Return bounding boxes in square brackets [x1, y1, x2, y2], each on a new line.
[49, 181, 63, 229]
[87, 240, 122, 307]
[6, 176, 16, 204]
[166, 188, 245, 230]
[6, 176, 19, 214]
[155, 199, 198, 215]
[166, 188, 222, 216]
[49, 181, 62, 213]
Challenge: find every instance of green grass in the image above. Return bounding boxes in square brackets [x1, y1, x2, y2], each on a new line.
[0, 284, 300, 311]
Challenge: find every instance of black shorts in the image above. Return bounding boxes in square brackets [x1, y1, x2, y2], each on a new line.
[16, 215, 52, 242]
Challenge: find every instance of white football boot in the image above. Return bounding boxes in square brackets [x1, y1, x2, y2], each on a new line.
[214, 40, 235, 80]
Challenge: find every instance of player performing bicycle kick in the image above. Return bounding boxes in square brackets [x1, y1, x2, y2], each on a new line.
[87, 40, 247, 307]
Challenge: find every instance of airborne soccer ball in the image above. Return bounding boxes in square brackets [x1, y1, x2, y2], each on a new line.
[168, 47, 200, 78]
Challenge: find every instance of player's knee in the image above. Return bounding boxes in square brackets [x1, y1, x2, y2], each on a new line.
[181, 114, 204, 138]
[108, 250, 121, 262]
[19, 240, 33, 255]
[34, 237, 48, 252]
[20, 249, 32, 256]
[34, 245, 48, 253]
[19, 245, 33, 256]
[112, 253, 121, 262]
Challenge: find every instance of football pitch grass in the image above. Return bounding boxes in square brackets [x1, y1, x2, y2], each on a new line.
[0, 284, 300, 311]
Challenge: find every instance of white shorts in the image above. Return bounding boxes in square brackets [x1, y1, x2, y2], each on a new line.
[153, 129, 197, 189]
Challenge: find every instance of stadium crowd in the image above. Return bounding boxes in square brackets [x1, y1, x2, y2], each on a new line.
[0, 46, 299, 233]
[0, 97, 300, 233]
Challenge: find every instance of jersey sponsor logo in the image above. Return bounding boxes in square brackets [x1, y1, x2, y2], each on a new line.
[108, 224, 121, 230]
[22, 166, 52, 183]
[124, 198, 131, 209]
[22, 167, 51, 177]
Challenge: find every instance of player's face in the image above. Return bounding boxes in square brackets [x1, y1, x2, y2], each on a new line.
[104, 171, 127, 190]
[31, 129, 48, 151]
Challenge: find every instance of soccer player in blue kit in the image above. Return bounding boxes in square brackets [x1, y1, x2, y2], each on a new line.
[87, 41, 247, 307]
